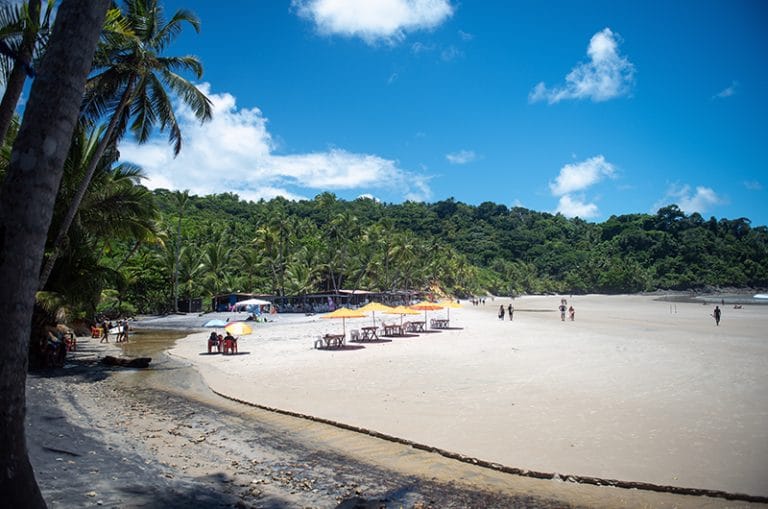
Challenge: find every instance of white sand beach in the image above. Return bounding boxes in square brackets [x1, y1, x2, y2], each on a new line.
[164, 295, 768, 497]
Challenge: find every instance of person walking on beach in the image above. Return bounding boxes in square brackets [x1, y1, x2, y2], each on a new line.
[498, 305, 505, 320]
[100, 320, 109, 343]
[568, 305, 575, 321]
[508, 304, 513, 321]
[558, 302, 567, 321]
[713, 305, 722, 326]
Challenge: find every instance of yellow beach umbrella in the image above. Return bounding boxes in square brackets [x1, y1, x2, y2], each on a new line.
[320, 307, 367, 335]
[358, 302, 394, 326]
[225, 321, 252, 335]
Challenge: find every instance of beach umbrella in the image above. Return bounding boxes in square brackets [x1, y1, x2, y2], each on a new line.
[320, 307, 366, 336]
[234, 298, 272, 311]
[203, 319, 228, 327]
[438, 299, 462, 320]
[410, 301, 444, 322]
[385, 305, 420, 326]
[358, 302, 394, 326]
[225, 321, 253, 335]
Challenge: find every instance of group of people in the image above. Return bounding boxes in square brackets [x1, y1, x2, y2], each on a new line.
[43, 328, 71, 368]
[94, 319, 129, 343]
[498, 303, 514, 320]
[558, 299, 576, 321]
[207, 331, 237, 354]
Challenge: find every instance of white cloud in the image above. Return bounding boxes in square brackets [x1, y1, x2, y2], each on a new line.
[713, 80, 738, 99]
[548, 155, 615, 218]
[744, 180, 763, 191]
[119, 83, 431, 202]
[655, 184, 724, 215]
[549, 155, 615, 195]
[555, 195, 599, 218]
[445, 149, 476, 164]
[293, 0, 454, 44]
[529, 28, 635, 104]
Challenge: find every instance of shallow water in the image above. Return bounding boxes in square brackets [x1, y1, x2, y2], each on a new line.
[657, 294, 768, 305]
[118, 328, 187, 357]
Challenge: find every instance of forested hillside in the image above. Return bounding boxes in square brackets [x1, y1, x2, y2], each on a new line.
[105, 190, 767, 314]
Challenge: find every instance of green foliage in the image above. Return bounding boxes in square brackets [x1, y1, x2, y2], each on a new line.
[97, 191, 768, 314]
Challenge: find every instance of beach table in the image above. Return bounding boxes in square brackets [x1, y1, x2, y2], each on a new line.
[360, 326, 379, 341]
[430, 318, 449, 329]
[409, 321, 426, 332]
[322, 334, 345, 348]
[383, 324, 404, 337]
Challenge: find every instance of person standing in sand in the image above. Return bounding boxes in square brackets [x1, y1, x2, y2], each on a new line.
[568, 305, 575, 321]
[498, 305, 505, 320]
[508, 304, 513, 321]
[558, 302, 567, 321]
[713, 305, 722, 326]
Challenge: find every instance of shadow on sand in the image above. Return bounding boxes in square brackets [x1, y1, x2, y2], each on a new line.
[315, 344, 366, 352]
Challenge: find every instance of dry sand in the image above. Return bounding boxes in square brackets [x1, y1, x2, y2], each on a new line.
[163, 295, 768, 498]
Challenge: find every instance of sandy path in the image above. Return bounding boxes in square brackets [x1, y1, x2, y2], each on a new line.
[166, 295, 768, 497]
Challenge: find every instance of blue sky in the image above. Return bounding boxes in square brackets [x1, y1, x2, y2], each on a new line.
[119, 0, 768, 225]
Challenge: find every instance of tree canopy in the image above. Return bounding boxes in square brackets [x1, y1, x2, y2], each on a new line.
[101, 192, 768, 315]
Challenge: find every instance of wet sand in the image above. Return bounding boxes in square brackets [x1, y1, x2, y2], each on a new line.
[161, 295, 768, 498]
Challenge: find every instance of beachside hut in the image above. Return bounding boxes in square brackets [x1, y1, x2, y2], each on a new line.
[211, 293, 274, 312]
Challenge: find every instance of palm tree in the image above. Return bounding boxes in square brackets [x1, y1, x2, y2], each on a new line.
[322, 212, 359, 293]
[235, 246, 267, 293]
[0, 1, 53, 144]
[170, 190, 190, 311]
[0, 1, 109, 505]
[38, 0, 212, 289]
[40, 122, 159, 299]
[201, 240, 234, 297]
[177, 245, 205, 311]
[285, 257, 318, 296]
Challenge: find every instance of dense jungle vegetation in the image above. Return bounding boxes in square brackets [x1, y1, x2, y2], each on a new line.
[96, 189, 767, 316]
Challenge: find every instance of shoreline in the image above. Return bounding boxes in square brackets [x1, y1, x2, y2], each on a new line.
[157, 294, 768, 498]
[28, 332, 766, 508]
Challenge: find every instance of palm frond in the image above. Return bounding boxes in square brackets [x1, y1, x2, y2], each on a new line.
[152, 8, 200, 52]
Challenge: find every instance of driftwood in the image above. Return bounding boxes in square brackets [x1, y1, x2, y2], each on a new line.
[101, 355, 152, 368]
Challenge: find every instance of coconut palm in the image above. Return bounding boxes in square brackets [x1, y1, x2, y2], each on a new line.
[40, 121, 158, 285]
[170, 189, 190, 311]
[0, 1, 109, 504]
[38, 123, 159, 327]
[201, 240, 235, 297]
[0, 1, 54, 144]
[39, 0, 212, 289]
[177, 245, 205, 311]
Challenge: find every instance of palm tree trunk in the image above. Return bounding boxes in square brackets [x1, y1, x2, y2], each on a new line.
[0, 1, 108, 506]
[0, 0, 41, 145]
[173, 219, 182, 312]
[171, 192, 188, 313]
[38, 75, 136, 291]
